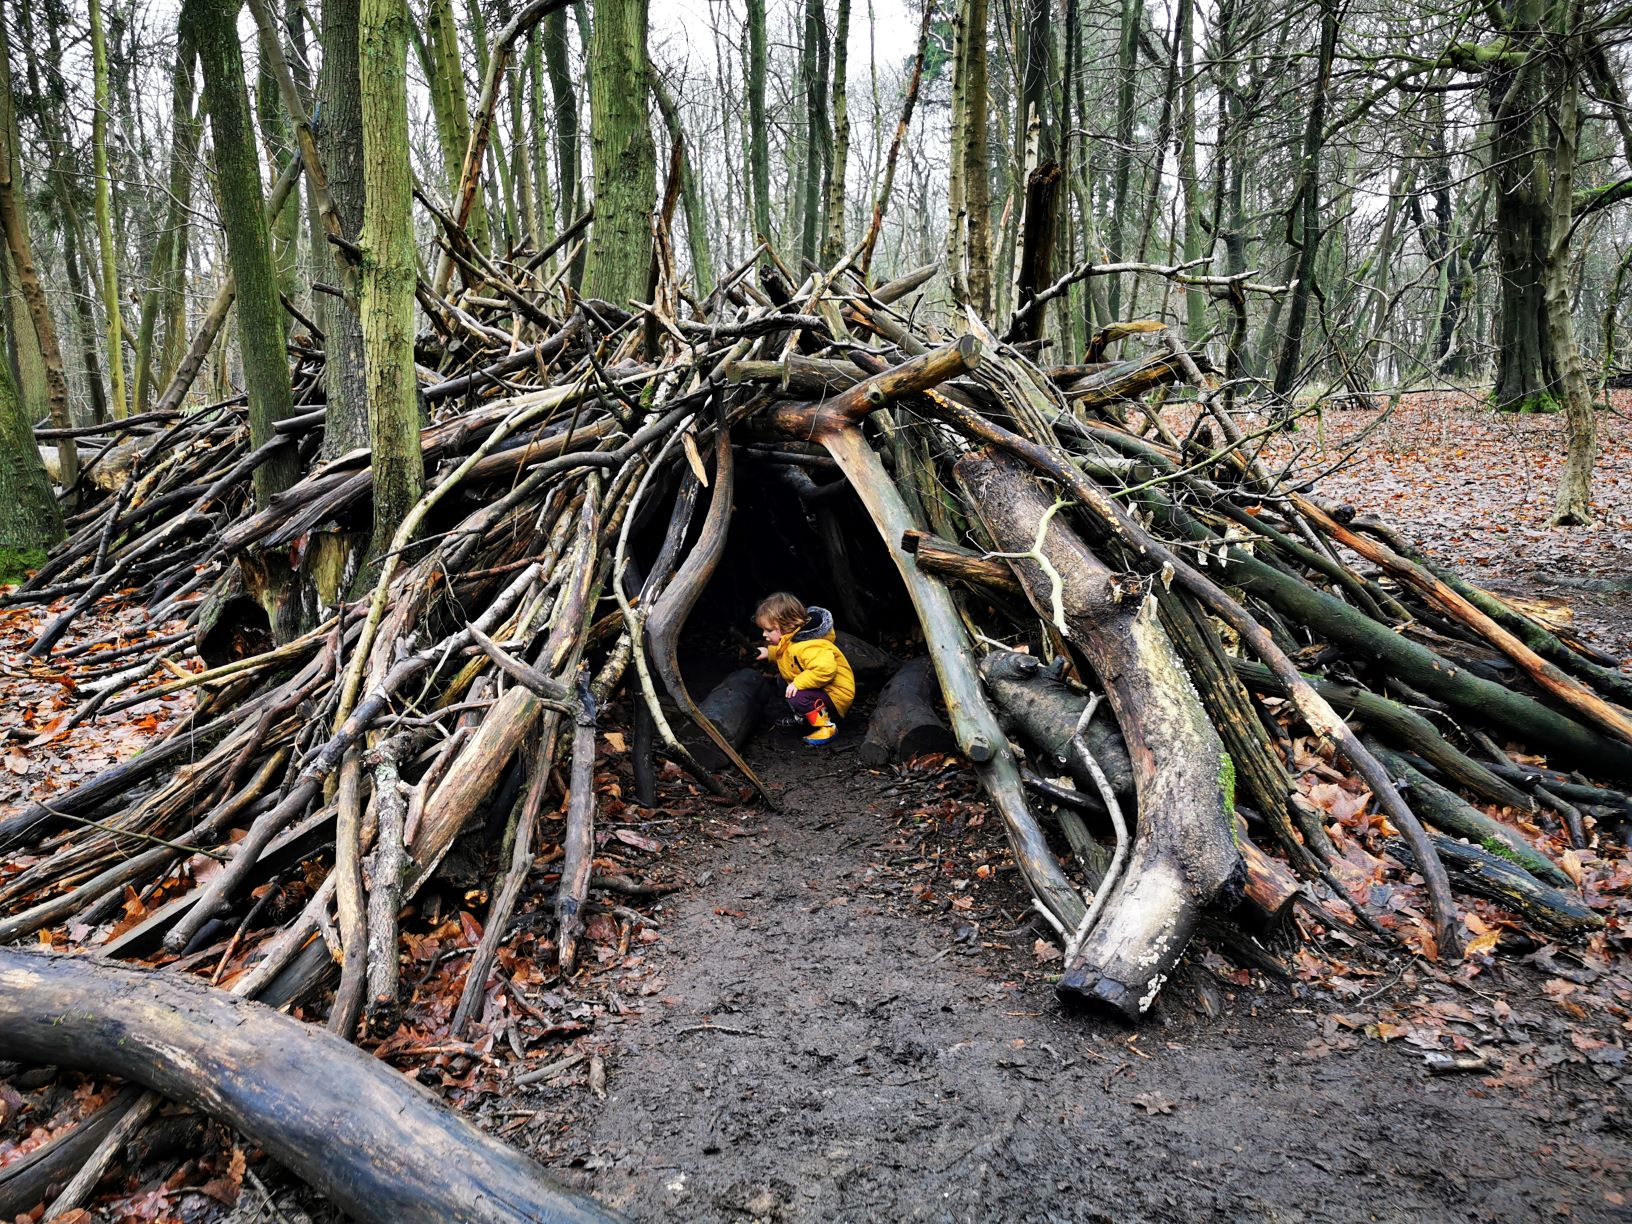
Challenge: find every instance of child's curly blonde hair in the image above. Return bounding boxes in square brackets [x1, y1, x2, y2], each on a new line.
[754, 592, 807, 632]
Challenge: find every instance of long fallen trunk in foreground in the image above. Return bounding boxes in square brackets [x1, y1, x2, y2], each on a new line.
[0, 948, 619, 1224]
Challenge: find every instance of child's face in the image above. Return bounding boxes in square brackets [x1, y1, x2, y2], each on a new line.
[757, 618, 785, 645]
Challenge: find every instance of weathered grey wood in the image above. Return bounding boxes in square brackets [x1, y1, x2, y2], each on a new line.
[959, 449, 1242, 1020]
[689, 667, 776, 769]
[0, 948, 620, 1224]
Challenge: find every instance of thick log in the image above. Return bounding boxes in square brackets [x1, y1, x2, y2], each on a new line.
[978, 650, 1135, 804]
[833, 630, 897, 680]
[0, 948, 619, 1224]
[1367, 741, 1572, 889]
[1237, 831, 1302, 925]
[688, 667, 775, 770]
[959, 450, 1243, 1019]
[902, 529, 1025, 597]
[985, 651, 1299, 926]
[1385, 838, 1603, 936]
[859, 657, 958, 766]
[1229, 659, 1537, 812]
[0, 1087, 145, 1219]
[1297, 497, 1632, 749]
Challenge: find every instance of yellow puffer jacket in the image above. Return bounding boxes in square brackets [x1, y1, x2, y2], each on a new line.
[767, 606, 856, 716]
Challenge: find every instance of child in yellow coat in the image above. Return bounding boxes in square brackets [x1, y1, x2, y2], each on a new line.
[754, 592, 856, 746]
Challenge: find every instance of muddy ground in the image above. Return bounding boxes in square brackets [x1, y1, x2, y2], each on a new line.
[506, 733, 1632, 1224]
[7, 395, 1632, 1222]
[505, 395, 1632, 1222]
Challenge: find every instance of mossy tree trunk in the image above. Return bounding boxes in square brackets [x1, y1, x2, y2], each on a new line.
[0, 314, 64, 555]
[89, 0, 129, 420]
[582, 0, 655, 307]
[316, 0, 369, 462]
[359, 0, 426, 565]
[190, 0, 299, 507]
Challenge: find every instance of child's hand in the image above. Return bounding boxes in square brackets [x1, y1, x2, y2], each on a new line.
[755, 646, 768, 662]
[784, 682, 798, 700]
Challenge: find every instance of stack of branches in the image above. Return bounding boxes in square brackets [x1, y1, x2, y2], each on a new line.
[5, 233, 1632, 1218]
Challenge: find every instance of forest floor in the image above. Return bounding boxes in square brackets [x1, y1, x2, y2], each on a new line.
[4, 392, 1632, 1222]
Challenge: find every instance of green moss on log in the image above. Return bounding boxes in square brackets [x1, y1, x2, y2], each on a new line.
[0, 546, 48, 585]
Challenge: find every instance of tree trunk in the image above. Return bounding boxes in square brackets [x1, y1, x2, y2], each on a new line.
[0, 33, 77, 486]
[959, 449, 1243, 1019]
[134, 37, 199, 415]
[820, 0, 851, 264]
[0, 948, 619, 1224]
[316, 0, 369, 461]
[1486, 6, 1558, 413]
[797, 0, 830, 264]
[1270, 0, 1335, 401]
[542, 7, 581, 245]
[422, 0, 491, 256]
[257, 36, 299, 327]
[90, 0, 129, 420]
[0, 315, 63, 552]
[191, 0, 300, 509]
[1106, 0, 1139, 320]
[360, 0, 427, 564]
[744, 0, 771, 241]
[1543, 31, 1595, 525]
[582, 0, 655, 306]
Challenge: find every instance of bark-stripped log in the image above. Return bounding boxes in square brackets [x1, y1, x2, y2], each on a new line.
[0, 948, 620, 1224]
[983, 651, 1299, 926]
[958, 450, 1243, 1019]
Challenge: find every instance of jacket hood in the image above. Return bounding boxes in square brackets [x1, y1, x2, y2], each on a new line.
[794, 606, 834, 642]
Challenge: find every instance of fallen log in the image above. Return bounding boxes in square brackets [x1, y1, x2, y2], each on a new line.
[859, 657, 958, 766]
[959, 449, 1243, 1019]
[688, 667, 775, 770]
[979, 650, 1135, 804]
[0, 948, 619, 1223]
[0, 1087, 145, 1220]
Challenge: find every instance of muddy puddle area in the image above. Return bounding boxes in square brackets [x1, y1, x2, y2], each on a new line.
[508, 730, 1632, 1223]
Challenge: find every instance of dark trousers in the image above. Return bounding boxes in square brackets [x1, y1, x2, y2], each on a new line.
[786, 688, 831, 721]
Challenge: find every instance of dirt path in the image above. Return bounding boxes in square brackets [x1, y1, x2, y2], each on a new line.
[532, 737, 1632, 1223]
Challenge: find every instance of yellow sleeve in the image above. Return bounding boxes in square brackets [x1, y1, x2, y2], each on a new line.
[790, 641, 838, 689]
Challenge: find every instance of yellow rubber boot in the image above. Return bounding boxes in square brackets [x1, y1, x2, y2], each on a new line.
[802, 706, 837, 746]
